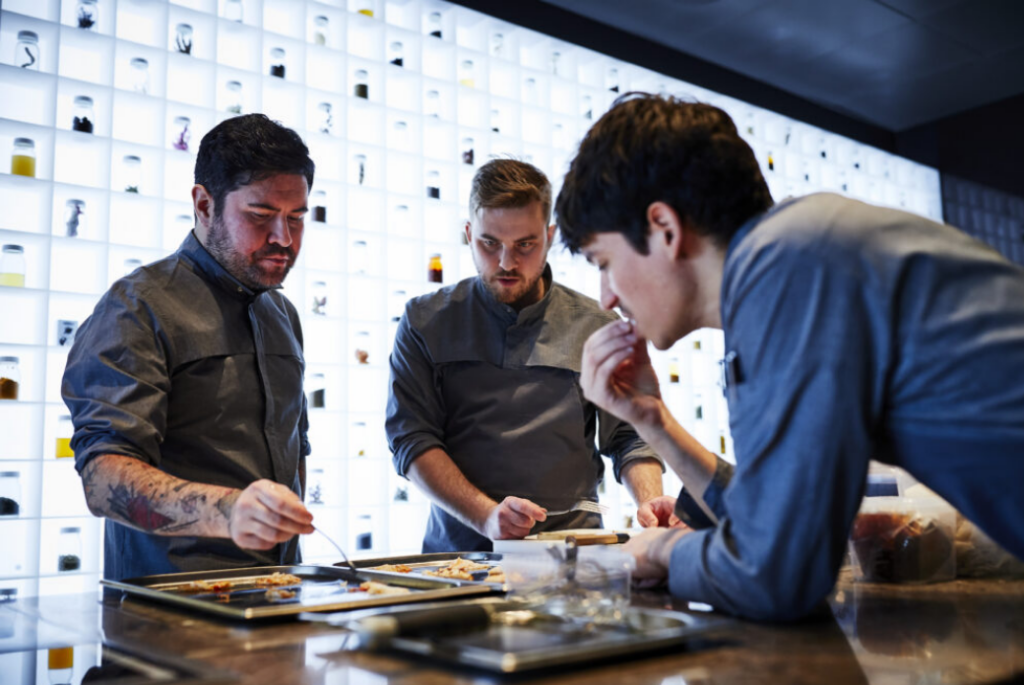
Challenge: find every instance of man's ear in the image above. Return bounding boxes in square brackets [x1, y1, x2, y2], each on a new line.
[646, 201, 695, 261]
[463, 220, 472, 244]
[192, 185, 215, 243]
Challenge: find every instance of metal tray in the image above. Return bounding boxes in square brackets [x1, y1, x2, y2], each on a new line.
[376, 598, 719, 673]
[101, 565, 493, 620]
[349, 552, 506, 589]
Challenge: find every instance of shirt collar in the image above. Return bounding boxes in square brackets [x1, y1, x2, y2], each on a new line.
[176, 230, 278, 301]
[474, 264, 556, 326]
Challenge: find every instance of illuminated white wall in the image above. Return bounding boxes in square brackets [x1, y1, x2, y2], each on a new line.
[0, 0, 942, 595]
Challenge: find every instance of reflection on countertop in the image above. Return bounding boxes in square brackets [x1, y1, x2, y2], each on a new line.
[0, 575, 1022, 685]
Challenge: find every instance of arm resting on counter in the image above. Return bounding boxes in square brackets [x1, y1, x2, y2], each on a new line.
[407, 447, 548, 541]
[81, 453, 314, 551]
[620, 458, 675, 527]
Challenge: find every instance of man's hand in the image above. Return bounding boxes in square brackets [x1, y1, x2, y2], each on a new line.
[637, 495, 685, 528]
[226, 479, 315, 551]
[623, 527, 691, 583]
[581, 320, 664, 429]
[482, 496, 547, 540]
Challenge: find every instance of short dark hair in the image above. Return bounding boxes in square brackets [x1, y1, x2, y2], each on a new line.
[470, 158, 552, 224]
[556, 93, 773, 254]
[194, 114, 315, 217]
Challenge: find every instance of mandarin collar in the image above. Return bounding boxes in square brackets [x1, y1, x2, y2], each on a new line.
[475, 263, 555, 326]
[176, 230, 280, 302]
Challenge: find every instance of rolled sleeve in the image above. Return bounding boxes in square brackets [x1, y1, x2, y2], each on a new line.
[597, 408, 663, 483]
[386, 312, 448, 477]
[674, 458, 734, 528]
[61, 283, 171, 475]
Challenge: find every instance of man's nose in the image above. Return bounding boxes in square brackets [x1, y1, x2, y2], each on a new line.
[599, 272, 618, 310]
[268, 216, 293, 247]
[498, 246, 517, 271]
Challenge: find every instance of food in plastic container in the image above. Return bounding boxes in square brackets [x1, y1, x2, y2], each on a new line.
[849, 496, 955, 583]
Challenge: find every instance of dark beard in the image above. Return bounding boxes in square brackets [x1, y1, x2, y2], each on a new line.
[206, 217, 294, 290]
[485, 270, 546, 310]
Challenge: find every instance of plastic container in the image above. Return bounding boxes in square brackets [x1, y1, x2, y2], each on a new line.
[72, 96, 94, 133]
[1, 245, 26, 287]
[0, 356, 20, 399]
[849, 496, 956, 584]
[15, 31, 40, 70]
[11, 138, 36, 178]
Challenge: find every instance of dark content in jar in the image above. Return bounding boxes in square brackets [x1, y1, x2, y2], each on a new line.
[58, 554, 81, 572]
[850, 512, 953, 583]
[72, 116, 93, 133]
[0, 498, 19, 516]
[0, 378, 17, 400]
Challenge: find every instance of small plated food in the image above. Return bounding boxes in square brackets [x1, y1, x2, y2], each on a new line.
[254, 572, 303, 587]
[360, 581, 411, 596]
[374, 563, 414, 573]
[423, 557, 495, 581]
[265, 587, 298, 601]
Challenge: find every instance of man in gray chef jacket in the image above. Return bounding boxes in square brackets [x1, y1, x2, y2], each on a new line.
[62, 114, 316, 580]
[386, 159, 674, 553]
[557, 93, 1024, 621]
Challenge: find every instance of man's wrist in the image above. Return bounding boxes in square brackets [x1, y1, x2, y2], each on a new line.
[653, 529, 689, 571]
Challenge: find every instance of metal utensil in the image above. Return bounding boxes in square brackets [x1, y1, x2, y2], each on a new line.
[545, 500, 610, 517]
[313, 526, 358, 574]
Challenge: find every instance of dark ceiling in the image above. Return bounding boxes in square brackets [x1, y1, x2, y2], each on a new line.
[540, 0, 1024, 132]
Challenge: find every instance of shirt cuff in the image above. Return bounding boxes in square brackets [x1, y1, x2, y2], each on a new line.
[392, 435, 446, 477]
[674, 486, 716, 529]
[703, 457, 734, 520]
[666, 527, 716, 605]
[612, 446, 664, 483]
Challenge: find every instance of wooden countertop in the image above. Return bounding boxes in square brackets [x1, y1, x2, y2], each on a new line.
[1, 571, 1022, 684]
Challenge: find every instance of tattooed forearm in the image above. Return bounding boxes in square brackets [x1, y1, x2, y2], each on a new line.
[81, 454, 240, 539]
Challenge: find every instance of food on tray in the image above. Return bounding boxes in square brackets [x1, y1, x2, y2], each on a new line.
[265, 587, 297, 601]
[183, 579, 235, 593]
[360, 581, 411, 595]
[215, 593, 231, 603]
[254, 572, 303, 587]
[486, 568, 506, 583]
[373, 563, 414, 573]
[424, 557, 498, 581]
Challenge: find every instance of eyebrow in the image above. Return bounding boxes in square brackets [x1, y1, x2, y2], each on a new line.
[247, 203, 309, 213]
[479, 232, 540, 242]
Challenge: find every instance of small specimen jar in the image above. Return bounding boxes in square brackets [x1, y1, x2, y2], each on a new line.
[174, 23, 193, 54]
[269, 47, 286, 78]
[72, 96, 94, 133]
[129, 57, 149, 94]
[171, 116, 191, 151]
[428, 253, 443, 283]
[0, 356, 20, 400]
[15, 31, 39, 70]
[0, 245, 26, 287]
[353, 69, 369, 99]
[122, 155, 141, 193]
[64, 199, 85, 237]
[11, 138, 36, 177]
[77, 0, 99, 30]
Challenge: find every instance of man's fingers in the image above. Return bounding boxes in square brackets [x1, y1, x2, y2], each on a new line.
[252, 481, 314, 528]
[252, 505, 313, 536]
[505, 496, 546, 521]
[636, 503, 659, 527]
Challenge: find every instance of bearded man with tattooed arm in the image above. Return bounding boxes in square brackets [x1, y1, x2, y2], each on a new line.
[62, 114, 316, 580]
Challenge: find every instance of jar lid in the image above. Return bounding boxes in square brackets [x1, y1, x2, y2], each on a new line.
[461, 137, 474, 143]
[0, 471, 19, 477]
[123, 155, 141, 163]
[17, 31, 39, 42]
[395, 204, 408, 211]
[313, 280, 327, 286]
[430, 252, 442, 258]
[355, 69, 368, 77]
[311, 372, 325, 377]
[317, 101, 332, 111]
[60, 526, 81, 533]
[66, 199, 85, 207]
[175, 214, 192, 221]
[427, 170, 440, 177]
[311, 189, 326, 197]
[130, 57, 149, 68]
[80, 0, 98, 5]
[173, 116, 191, 125]
[354, 153, 366, 160]
[393, 121, 407, 130]
[429, 11, 441, 19]
[73, 96, 93, 106]
[493, 32, 504, 39]
[426, 90, 439, 97]
[0, 355, 20, 362]
[314, 15, 328, 25]
[124, 258, 142, 266]
[12, 138, 34, 147]
[226, 80, 242, 90]
[176, 23, 193, 32]
[270, 47, 285, 58]
[353, 240, 367, 246]
[390, 41, 402, 50]
[461, 59, 473, 67]
[2, 244, 25, 253]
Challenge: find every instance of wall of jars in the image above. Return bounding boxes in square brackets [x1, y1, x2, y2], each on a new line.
[0, 0, 943, 597]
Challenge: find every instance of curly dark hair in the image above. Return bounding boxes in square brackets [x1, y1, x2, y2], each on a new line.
[194, 114, 315, 218]
[556, 93, 773, 254]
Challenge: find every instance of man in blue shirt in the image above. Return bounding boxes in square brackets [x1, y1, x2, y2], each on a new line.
[556, 93, 1024, 620]
[62, 115, 316, 579]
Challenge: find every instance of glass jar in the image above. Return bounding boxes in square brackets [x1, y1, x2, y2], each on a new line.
[523, 77, 537, 105]
[607, 67, 620, 93]
[355, 514, 372, 550]
[0, 471, 21, 517]
[428, 253, 443, 283]
[71, 96, 94, 133]
[427, 11, 442, 39]
[129, 57, 149, 94]
[15, 31, 40, 70]
[0, 356, 20, 400]
[353, 69, 369, 99]
[311, 280, 327, 315]
[64, 199, 85, 237]
[56, 319, 78, 347]
[424, 89, 440, 118]
[225, 80, 243, 114]
[581, 94, 593, 121]
[57, 527, 82, 572]
[426, 170, 440, 200]
[389, 41, 404, 67]
[461, 137, 474, 166]
[48, 646, 74, 684]
[392, 120, 408, 147]
[313, 15, 329, 46]
[123, 258, 142, 276]
[550, 51, 561, 77]
[357, 1, 374, 18]
[11, 138, 36, 178]
[174, 23, 193, 55]
[353, 153, 366, 185]
[490, 108, 501, 134]
[310, 190, 327, 222]
[668, 358, 680, 383]
[171, 116, 191, 151]
[316, 101, 333, 135]
[77, 0, 99, 30]
[553, 122, 565, 149]
[0, 245, 26, 288]
[269, 47, 285, 78]
[490, 32, 503, 57]
[56, 415, 75, 459]
[308, 468, 325, 505]
[352, 421, 368, 457]
[122, 155, 141, 193]
[353, 331, 370, 364]
[351, 240, 368, 274]
[459, 59, 475, 88]
[307, 372, 325, 408]
[393, 204, 408, 234]
[224, 0, 243, 23]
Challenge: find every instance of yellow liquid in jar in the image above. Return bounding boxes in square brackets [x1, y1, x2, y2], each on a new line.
[56, 437, 74, 459]
[0, 273, 25, 287]
[358, 9, 374, 17]
[11, 154, 36, 178]
[48, 646, 74, 669]
[459, 78, 475, 88]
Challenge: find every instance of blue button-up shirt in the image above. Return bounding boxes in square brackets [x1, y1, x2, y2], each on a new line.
[62, 232, 310, 580]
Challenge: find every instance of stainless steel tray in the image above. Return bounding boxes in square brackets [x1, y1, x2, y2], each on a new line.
[375, 598, 719, 673]
[101, 565, 493, 620]
[349, 552, 506, 589]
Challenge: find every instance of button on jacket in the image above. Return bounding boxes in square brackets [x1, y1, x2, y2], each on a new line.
[62, 231, 310, 580]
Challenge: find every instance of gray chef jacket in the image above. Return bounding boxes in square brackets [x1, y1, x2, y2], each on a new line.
[386, 266, 661, 552]
[62, 231, 310, 580]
